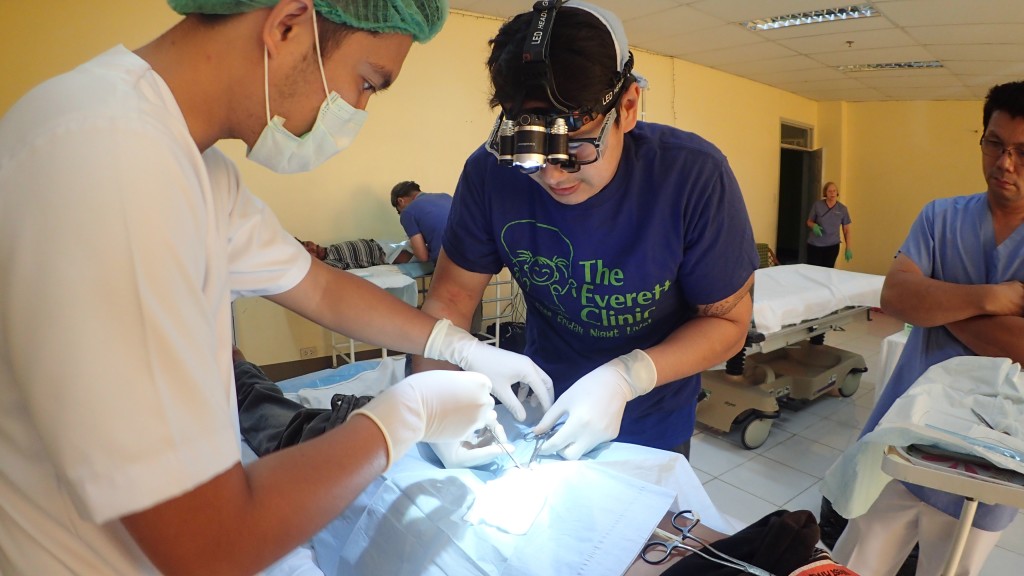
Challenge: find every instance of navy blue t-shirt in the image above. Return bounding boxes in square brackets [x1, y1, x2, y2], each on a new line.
[444, 122, 758, 449]
[399, 192, 452, 262]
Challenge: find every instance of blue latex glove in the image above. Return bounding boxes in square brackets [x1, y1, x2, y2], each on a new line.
[845, 247, 853, 262]
[811, 224, 823, 237]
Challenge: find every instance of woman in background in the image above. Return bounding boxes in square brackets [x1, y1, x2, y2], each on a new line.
[806, 181, 853, 267]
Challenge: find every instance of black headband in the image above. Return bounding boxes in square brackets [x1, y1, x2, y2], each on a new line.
[517, 0, 633, 120]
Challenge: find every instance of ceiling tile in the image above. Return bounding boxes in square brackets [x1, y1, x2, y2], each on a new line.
[811, 46, 935, 66]
[876, 85, 977, 100]
[449, 1, 522, 20]
[776, 28, 918, 54]
[744, 67, 848, 85]
[683, 41, 798, 67]
[905, 23, 1024, 45]
[601, 0, 684, 21]
[625, 5, 729, 42]
[637, 24, 762, 56]
[874, 0, 1024, 26]
[941, 61, 1024, 76]
[927, 44, 1024, 62]
[448, 0, 1022, 102]
[855, 73, 959, 89]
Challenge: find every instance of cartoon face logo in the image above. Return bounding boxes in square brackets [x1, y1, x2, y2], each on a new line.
[515, 249, 568, 286]
[502, 220, 577, 311]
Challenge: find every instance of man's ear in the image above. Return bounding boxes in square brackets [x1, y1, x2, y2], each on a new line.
[617, 82, 641, 133]
[261, 0, 315, 59]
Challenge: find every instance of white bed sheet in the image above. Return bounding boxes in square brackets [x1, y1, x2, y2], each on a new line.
[753, 264, 884, 335]
[348, 265, 419, 307]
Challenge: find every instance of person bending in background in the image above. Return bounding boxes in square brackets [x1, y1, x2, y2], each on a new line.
[829, 79, 1024, 576]
[806, 181, 853, 267]
[0, 1, 554, 573]
[413, 0, 758, 468]
[297, 237, 414, 268]
[391, 179, 453, 262]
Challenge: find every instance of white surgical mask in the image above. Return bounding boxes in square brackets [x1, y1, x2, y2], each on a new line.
[247, 10, 367, 173]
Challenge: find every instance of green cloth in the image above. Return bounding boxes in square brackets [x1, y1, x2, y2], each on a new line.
[844, 247, 853, 262]
[166, 0, 448, 42]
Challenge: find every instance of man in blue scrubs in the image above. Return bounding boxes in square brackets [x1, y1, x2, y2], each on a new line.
[833, 80, 1024, 575]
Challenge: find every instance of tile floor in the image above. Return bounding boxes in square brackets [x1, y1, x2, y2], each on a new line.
[689, 310, 1024, 575]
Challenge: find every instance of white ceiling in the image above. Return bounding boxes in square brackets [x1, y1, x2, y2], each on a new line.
[448, 0, 1024, 102]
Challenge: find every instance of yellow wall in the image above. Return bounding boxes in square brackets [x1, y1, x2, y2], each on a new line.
[670, 60, 818, 247]
[2, 1, 986, 365]
[0, 2, 182, 114]
[844, 101, 985, 275]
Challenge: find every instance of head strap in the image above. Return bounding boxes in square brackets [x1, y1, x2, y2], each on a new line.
[518, 0, 633, 120]
[522, 0, 574, 112]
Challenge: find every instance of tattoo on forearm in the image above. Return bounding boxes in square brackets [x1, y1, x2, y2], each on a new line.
[699, 299, 737, 318]
[698, 276, 754, 318]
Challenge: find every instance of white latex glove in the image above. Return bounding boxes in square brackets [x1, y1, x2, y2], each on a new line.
[350, 370, 495, 469]
[424, 319, 553, 421]
[429, 413, 516, 469]
[533, 349, 657, 461]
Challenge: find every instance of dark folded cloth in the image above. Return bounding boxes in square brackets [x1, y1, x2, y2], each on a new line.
[235, 360, 372, 456]
[660, 509, 819, 576]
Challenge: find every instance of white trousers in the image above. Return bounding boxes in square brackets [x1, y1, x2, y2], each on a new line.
[832, 481, 1005, 576]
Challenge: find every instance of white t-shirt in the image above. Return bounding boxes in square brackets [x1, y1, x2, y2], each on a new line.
[0, 46, 310, 574]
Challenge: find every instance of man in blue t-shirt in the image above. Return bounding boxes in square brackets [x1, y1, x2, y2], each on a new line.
[830, 80, 1024, 575]
[390, 180, 452, 262]
[412, 1, 758, 468]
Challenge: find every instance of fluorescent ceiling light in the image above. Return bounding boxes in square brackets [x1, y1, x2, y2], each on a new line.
[838, 60, 943, 72]
[742, 4, 878, 31]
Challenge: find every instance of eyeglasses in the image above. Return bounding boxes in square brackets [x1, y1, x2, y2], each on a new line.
[980, 136, 1024, 168]
[562, 109, 617, 170]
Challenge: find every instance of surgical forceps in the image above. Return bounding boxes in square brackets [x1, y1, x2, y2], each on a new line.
[522, 423, 563, 467]
[482, 425, 521, 470]
[641, 510, 774, 575]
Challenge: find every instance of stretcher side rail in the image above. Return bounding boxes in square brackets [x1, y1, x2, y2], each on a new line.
[749, 305, 868, 354]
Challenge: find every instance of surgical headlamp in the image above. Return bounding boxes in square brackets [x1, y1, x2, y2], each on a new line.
[485, 0, 634, 175]
[486, 108, 617, 174]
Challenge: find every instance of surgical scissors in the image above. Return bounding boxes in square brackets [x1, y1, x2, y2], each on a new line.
[641, 510, 774, 576]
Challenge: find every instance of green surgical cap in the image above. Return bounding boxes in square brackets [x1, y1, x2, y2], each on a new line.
[167, 0, 449, 42]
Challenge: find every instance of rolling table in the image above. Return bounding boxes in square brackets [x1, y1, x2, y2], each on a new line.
[882, 445, 1024, 576]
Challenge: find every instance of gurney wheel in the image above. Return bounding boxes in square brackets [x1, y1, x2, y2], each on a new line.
[741, 417, 772, 450]
[839, 370, 862, 398]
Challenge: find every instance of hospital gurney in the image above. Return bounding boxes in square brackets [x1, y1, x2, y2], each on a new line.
[331, 265, 519, 366]
[697, 264, 884, 449]
[330, 261, 435, 366]
[260, 358, 736, 576]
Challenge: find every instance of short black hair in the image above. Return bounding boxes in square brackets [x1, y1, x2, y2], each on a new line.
[983, 80, 1024, 131]
[390, 180, 421, 207]
[486, 7, 630, 114]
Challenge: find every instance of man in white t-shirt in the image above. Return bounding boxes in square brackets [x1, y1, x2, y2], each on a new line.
[0, 1, 553, 574]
